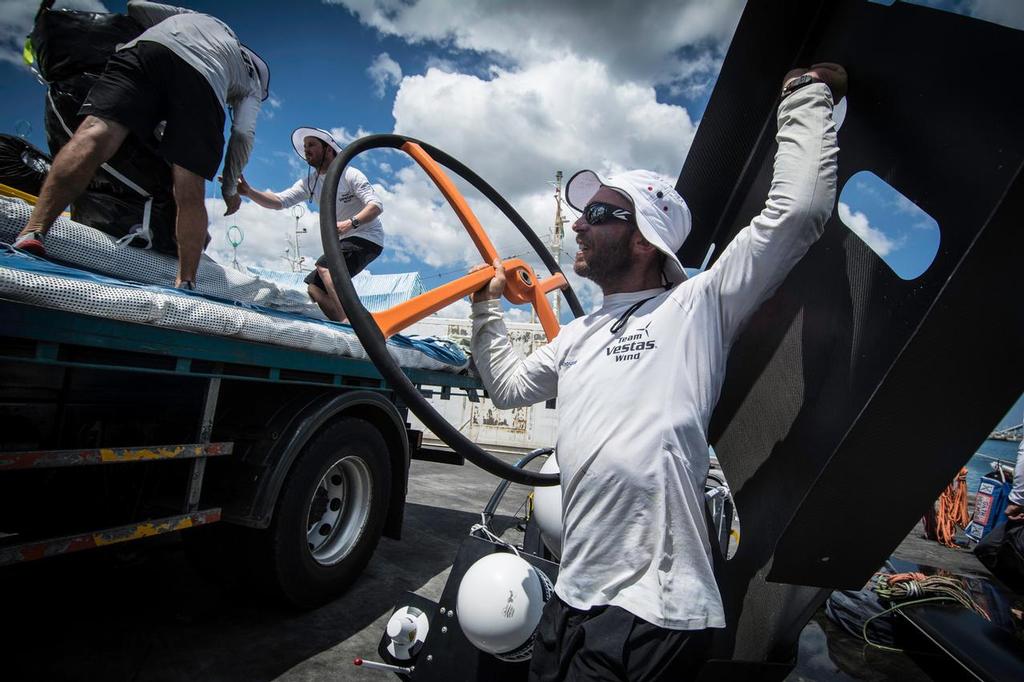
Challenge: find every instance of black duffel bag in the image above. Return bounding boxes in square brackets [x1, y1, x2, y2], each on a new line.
[31, 2, 180, 255]
[28, 1, 142, 82]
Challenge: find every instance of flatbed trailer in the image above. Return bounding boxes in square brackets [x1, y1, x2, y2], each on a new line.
[0, 298, 478, 607]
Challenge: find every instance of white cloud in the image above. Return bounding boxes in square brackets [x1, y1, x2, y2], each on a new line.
[436, 298, 471, 319]
[392, 57, 696, 200]
[367, 52, 403, 98]
[328, 0, 742, 91]
[364, 54, 693, 315]
[204, 196, 322, 272]
[329, 125, 375, 145]
[838, 201, 901, 258]
[1, 0, 108, 68]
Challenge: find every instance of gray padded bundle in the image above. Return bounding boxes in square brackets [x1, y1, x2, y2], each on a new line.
[0, 197, 319, 316]
[0, 197, 466, 373]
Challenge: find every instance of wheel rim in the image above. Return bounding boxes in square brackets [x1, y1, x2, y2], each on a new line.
[319, 134, 580, 487]
[305, 455, 373, 566]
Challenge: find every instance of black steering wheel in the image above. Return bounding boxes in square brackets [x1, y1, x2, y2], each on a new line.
[320, 134, 582, 486]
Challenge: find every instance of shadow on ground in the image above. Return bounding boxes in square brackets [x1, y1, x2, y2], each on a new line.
[5, 501, 511, 681]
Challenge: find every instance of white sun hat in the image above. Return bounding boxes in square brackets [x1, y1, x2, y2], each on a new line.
[566, 169, 691, 284]
[291, 127, 343, 160]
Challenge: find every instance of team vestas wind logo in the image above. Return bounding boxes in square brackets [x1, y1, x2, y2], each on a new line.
[606, 321, 656, 362]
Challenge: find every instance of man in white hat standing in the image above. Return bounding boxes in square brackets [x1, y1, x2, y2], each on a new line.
[469, 63, 846, 680]
[237, 127, 384, 322]
[14, 1, 269, 291]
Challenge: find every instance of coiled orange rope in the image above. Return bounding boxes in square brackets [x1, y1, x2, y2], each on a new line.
[935, 467, 970, 548]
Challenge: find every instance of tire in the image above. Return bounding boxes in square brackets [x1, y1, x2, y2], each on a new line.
[265, 417, 391, 608]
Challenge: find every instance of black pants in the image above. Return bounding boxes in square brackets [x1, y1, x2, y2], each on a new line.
[80, 42, 225, 180]
[305, 236, 382, 290]
[528, 596, 711, 681]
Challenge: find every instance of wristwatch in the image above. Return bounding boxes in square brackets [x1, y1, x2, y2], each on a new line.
[350, 217, 361, 228]
[781, 73, 820, 99]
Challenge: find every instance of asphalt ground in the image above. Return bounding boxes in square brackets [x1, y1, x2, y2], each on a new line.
[3, 455, 536, 682]
[2, 454, 986, 681]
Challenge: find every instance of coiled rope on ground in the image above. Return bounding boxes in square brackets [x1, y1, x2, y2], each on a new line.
[862, 571, 991, 652]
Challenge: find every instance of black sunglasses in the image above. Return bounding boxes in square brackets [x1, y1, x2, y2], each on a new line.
[583, 201, 633, 226]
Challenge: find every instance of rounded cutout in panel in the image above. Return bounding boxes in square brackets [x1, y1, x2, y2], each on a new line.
[838, 171, 940, 280]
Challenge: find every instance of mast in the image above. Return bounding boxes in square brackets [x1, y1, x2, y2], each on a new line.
[550, 170, 568, 321]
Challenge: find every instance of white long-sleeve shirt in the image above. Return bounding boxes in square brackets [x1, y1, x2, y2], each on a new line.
[470, 83, 839, 630]
[275, 166, 385, 248]
[122, 1, 262, 195]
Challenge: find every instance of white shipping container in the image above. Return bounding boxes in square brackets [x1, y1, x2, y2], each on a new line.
[406, 316, 558, 455]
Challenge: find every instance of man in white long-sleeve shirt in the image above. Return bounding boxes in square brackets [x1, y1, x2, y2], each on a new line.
[15, 1, 268, 290]
[237, 127, 384, 322]
[470, 63, 846, 681]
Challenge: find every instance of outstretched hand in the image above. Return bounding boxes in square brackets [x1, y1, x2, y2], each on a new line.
[783, 62, 847, 101]
[236, 174, 252, 197]
[218, 174, 252, 197]
[470, 258, 506, 302]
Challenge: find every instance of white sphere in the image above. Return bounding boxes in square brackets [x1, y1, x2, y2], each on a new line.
[532, 455, 562, 558]
[456, 552, 552, 661]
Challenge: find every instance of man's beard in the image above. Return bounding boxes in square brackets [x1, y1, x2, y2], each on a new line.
[574, 230, 634, 286]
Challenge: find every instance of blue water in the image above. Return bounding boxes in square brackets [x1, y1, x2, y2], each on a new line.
[965, 439, 1020, 494]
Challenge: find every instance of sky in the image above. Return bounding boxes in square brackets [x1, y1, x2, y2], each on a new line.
[0, 0, 1021, 423]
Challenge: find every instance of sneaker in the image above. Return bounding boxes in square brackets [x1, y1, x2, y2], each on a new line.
[13, 230, 46, 257]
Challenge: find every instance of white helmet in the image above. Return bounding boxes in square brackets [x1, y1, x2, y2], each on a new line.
[532, 455, 562, 558]
[456, 552, 553, 662]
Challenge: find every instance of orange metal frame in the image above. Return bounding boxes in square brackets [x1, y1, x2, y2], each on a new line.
[370, 142, 567, 340]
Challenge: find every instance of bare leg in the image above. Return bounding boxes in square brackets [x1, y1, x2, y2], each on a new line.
[21, 116, 129, 237]
[309, 267, 347, 322]
[172, 165, 207, 286]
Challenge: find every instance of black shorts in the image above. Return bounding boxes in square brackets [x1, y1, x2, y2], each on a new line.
[528, 596, 711, 682]
[305, 237, 383, 290]
[80, 41, 225, 180]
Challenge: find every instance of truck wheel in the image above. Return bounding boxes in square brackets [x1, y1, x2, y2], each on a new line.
[268, 417, 391, 608]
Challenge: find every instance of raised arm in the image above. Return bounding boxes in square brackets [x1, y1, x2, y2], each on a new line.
[235, 177, 286, 210]
[470, 261, 559, 409]
[220, 94, 260, 215]
[703, 64, 845, 342]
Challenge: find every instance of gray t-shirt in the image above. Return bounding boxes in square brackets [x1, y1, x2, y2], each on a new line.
[122, 2, 261, 196]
